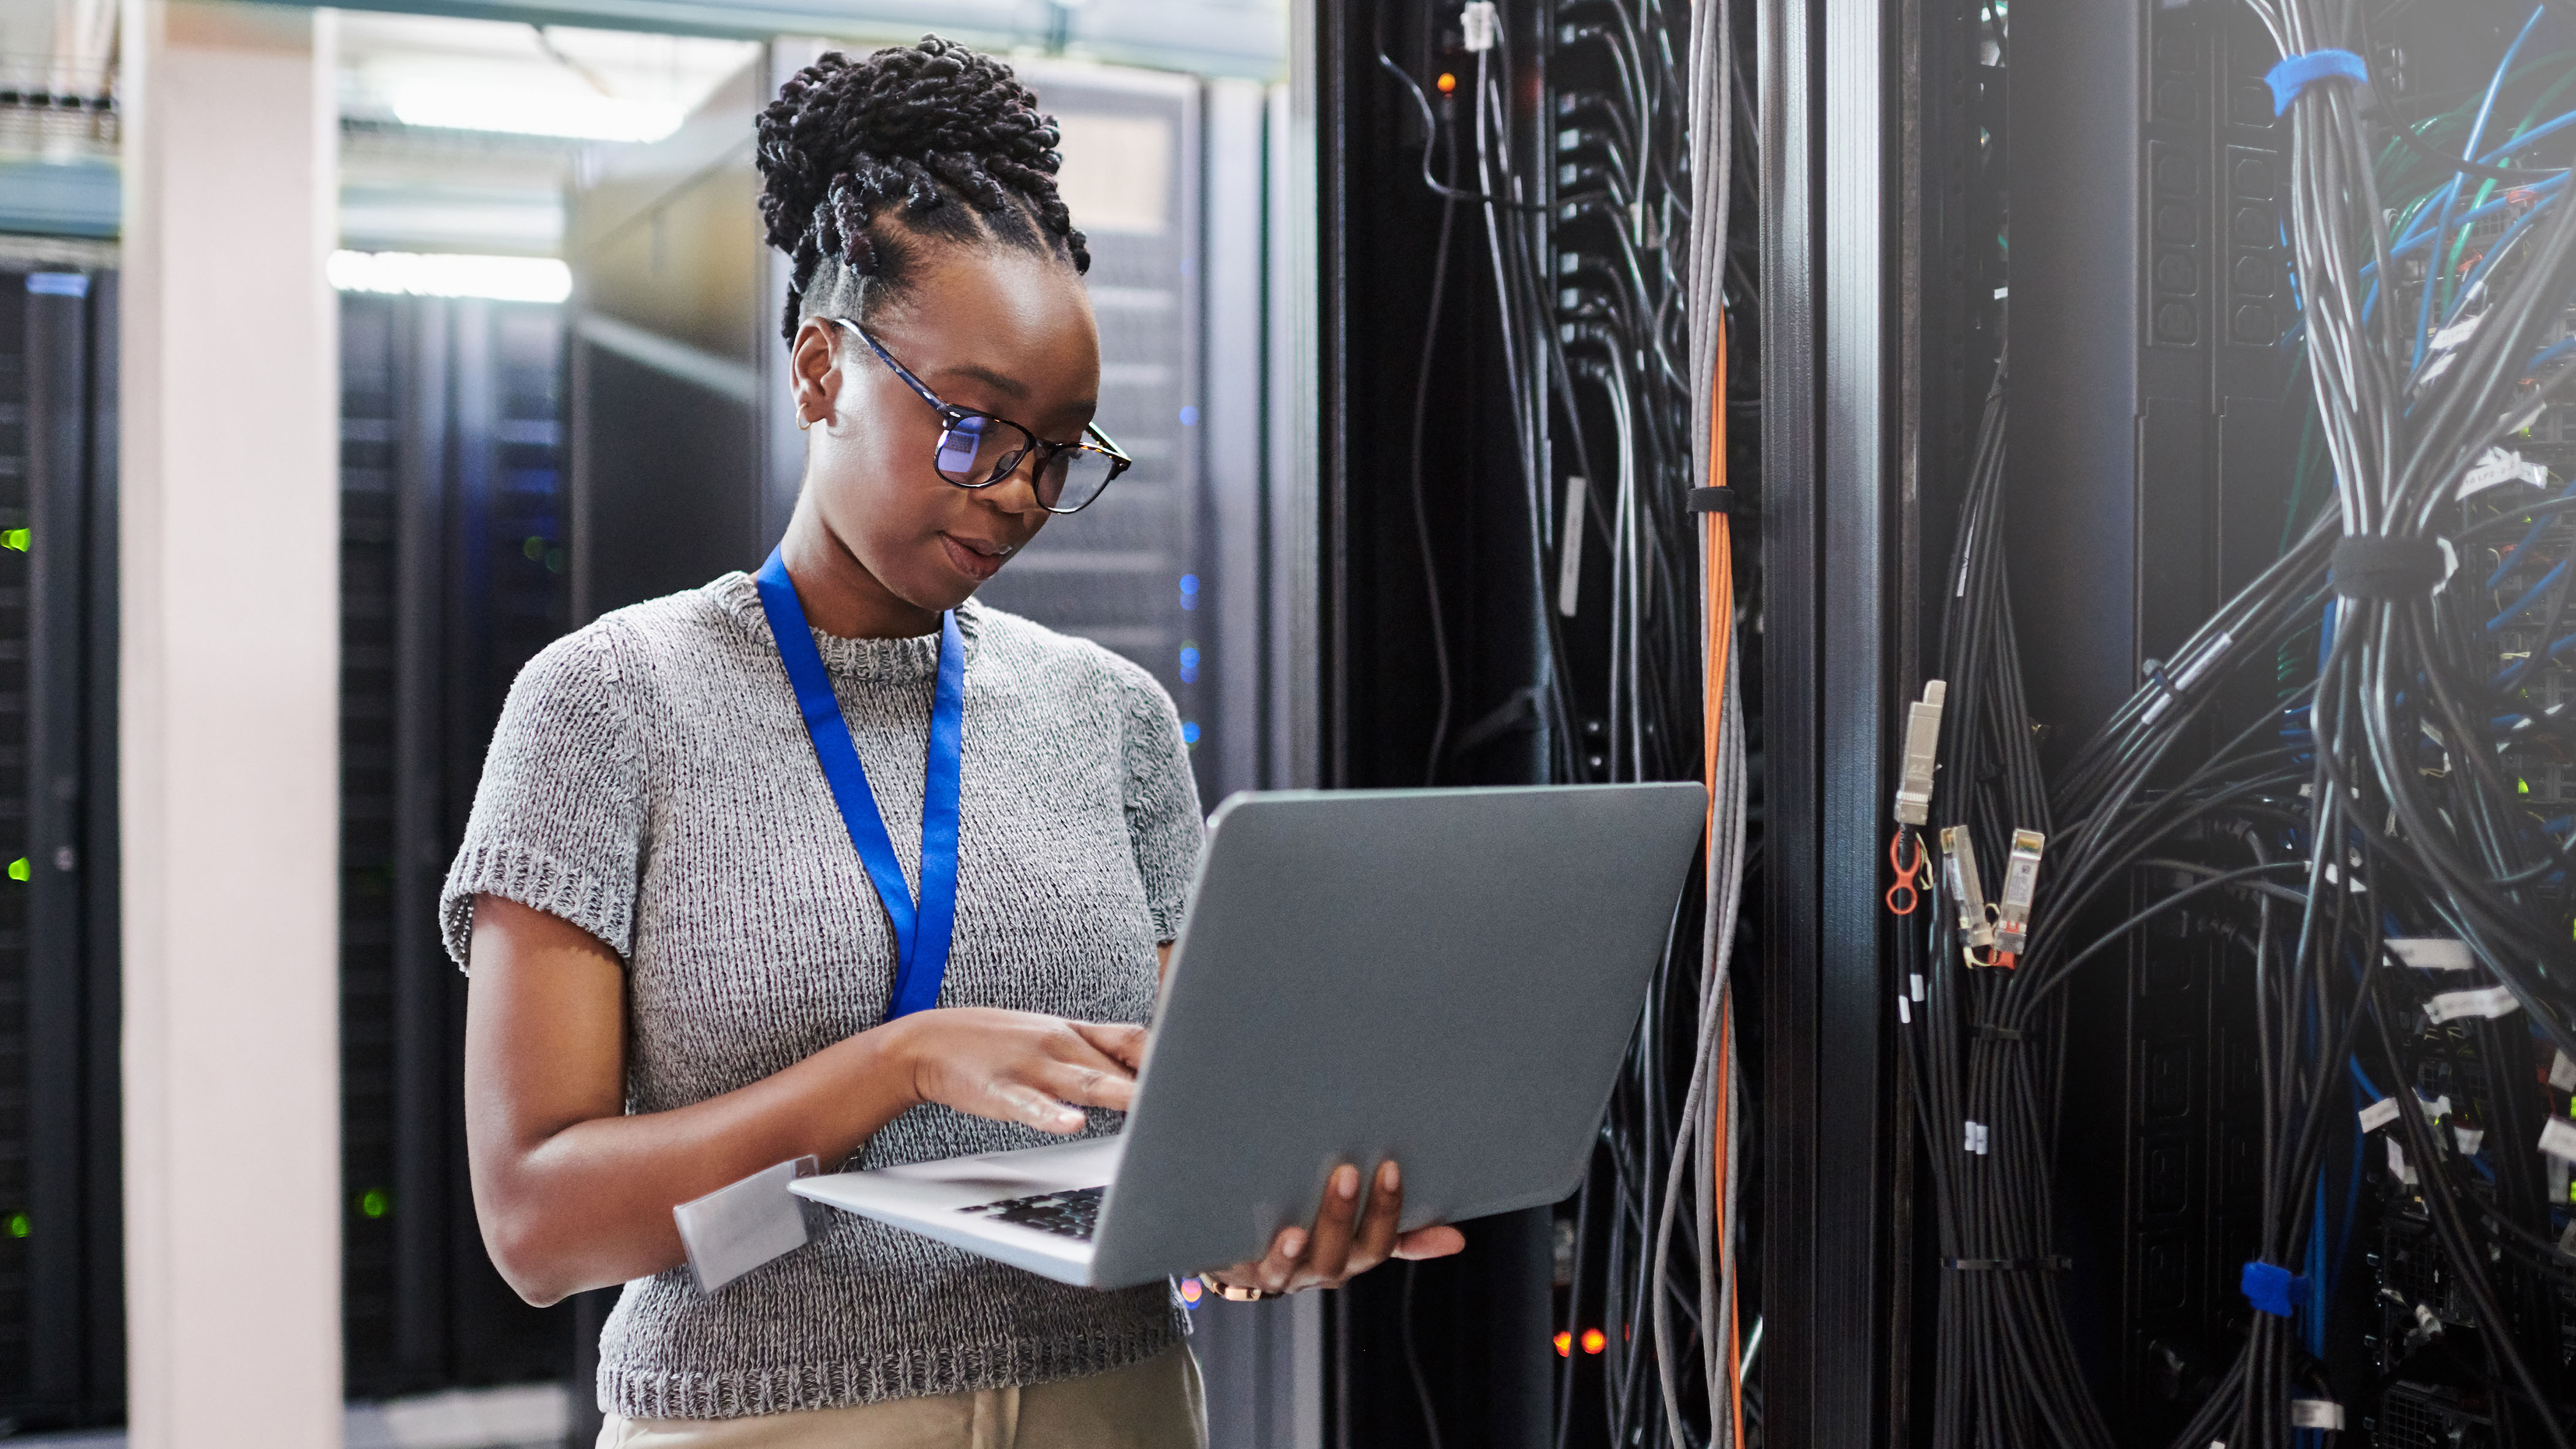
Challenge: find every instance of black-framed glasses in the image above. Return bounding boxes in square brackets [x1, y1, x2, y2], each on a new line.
[830, 317, 1132, 515]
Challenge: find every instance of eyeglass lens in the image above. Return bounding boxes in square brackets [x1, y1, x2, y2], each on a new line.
[935, 414, 1119, 512]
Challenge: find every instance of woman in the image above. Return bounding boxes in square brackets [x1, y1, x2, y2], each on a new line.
[450, 36, 1464, 1449]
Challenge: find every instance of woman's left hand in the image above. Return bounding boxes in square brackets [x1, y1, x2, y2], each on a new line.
[1203, 1159, 1467, 1296]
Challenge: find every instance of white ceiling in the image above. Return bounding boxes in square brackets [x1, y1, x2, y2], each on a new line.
[336, 11, 761, 136]
[0, 0, 1283, 255]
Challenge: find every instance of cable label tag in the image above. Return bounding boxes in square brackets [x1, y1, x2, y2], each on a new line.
[2539, 1118, 2576, 1163]
[1461, 1, 1499, 51]
[2462, 446, 2551, 498]
[1896, 994, 1911, 1024]
[2385, 937, 2474, 970]
[2289, 1401, 2345, 1431]
[2358, 1097, 2400, 1133]
[1556, 476, 1586, 618]
[2455, 1126, 2485, 1156]
[2427, 313, 2483, 355]
[2426, 986, 2519, 1023]
[1911, 973, 1926, 1001]
[2552, 1049, 2576, 1092]
[1963, 1121, 1988, 1154]
[2387, 1137, 2417, 1184]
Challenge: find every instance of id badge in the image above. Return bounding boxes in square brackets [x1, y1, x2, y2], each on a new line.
[672, 1155, 819, 1293]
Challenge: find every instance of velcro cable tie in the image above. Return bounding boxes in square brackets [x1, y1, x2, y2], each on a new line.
[1941, 1256, 2072, 1272]
[2330, 535, 2455, 600]
[2241, 1259, 2309, 1318]
[2264, 50, 2369, 116]
[1974, 1023, 2029, 1041]
[1686, 487, 1746, 516]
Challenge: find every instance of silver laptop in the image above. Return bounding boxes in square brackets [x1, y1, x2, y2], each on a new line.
[792, 782, 1706, 1289]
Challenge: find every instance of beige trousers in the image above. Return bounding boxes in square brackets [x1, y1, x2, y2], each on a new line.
[596, 1344, 1206, 1449]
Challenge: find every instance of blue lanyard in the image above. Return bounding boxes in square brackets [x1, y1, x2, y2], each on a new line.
[753, 547, 965, 1020]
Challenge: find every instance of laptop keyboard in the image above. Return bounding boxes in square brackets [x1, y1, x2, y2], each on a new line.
[956, 1185, 1106, 1241]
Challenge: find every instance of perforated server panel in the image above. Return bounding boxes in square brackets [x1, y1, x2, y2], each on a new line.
[339, 293, 572, 1398]
[0, 266, 121, 1432]
[963, 62, 1211, 790]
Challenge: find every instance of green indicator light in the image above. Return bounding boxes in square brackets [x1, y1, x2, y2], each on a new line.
[2, 529, 27, 552]
[5, 1213, 28, 1239]
[8, 858, 29, 882]
[359, 1189, 390, 1219]
[545, 547, 566, 575]
[523, 535, 546, 560]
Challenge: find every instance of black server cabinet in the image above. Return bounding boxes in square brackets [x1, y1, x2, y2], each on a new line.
[564, 59, 772, 627]
[0, 265, 123, 1433]
[2008, 4, 2298, 1436]
[1309, 0, 1595, 1441]
[338, 292, 574, 1399]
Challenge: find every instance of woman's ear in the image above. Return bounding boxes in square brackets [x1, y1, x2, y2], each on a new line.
[789, 318, 844, 430]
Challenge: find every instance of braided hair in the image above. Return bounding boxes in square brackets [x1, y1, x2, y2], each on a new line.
[757, 37, 1092, 342]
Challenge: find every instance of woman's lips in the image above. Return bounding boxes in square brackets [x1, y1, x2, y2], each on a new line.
[941, 532, 1012, 581]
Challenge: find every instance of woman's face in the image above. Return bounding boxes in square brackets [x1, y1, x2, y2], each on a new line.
[790, 244, 1101, 616]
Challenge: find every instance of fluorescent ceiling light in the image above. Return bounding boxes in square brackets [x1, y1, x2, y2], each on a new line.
[386, 83, 683, 142]
[329, 251, 571, 304]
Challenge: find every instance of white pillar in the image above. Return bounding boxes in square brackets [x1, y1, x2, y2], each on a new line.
[119, 3, 342, 1446]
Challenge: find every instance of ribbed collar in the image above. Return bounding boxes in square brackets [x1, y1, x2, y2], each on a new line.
[708, 570, 982, 685]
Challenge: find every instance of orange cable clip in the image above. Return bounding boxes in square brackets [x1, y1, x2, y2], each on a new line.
[1886, 829, 1924, 916]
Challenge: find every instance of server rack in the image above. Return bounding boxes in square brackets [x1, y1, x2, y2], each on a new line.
[0, 263, 123, 1434]
[1308, 0, 1557, 1441]
[338, 291, 574, 1400]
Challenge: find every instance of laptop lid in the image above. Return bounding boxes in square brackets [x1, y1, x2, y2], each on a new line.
[1087, 782, 1706, 1288]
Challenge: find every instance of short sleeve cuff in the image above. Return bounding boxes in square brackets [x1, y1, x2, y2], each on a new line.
[442, 839, 637, 970]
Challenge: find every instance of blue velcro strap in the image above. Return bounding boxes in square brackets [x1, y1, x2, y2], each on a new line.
[2265, 50, 2369, 116]
[2241, 1260, 2309, 1317]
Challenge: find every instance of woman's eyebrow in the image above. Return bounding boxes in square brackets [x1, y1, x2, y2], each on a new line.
[933, 363, 1032, 400]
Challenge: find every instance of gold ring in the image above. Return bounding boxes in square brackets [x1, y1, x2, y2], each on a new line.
[1201, 1272, 1273, 1302]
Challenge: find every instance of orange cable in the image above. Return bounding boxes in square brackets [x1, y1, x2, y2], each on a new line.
[1701, 315, 1744, 1447]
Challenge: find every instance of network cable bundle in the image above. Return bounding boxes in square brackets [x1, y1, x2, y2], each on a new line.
[1893, 4, 2576, 1447]
[1372, 0, 1755, 1443]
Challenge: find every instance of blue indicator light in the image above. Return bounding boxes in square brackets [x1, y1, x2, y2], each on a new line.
[1180, 646, 1199, 667]
[1179, 404, 1199, 426]
[1179, 574, 1198, 595]
[1182, 721, 1202, 746]
[26, 273, 85, 298]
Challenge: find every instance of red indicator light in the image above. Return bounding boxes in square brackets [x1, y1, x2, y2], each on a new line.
[1554, 1331, 1572, 1358]
[1581, 1328, 1607, 1355]
[1436, 72, 1457, 94]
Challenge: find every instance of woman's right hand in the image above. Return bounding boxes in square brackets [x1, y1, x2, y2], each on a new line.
[887, 1007, 1147, 1133]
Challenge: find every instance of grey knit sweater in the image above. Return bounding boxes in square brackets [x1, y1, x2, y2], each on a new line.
[440, 571, 1203, 1420]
